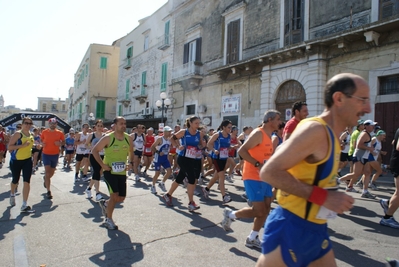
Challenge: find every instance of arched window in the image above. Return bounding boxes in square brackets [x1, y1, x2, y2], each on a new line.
[275, 80, 306, 120]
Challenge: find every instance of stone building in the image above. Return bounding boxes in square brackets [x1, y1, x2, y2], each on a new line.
[116, 1, 175, 129]
[167, 0, 398, 162]
[37, 97, 68, 127]
[69, 43, 120, 131]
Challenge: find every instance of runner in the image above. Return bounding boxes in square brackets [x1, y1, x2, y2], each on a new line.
[282, 101, 308, 141]
[74, 123, 90, 182]
[41, 118, 65, 199]
[142, 127, 155, 176]
[8, 117, 34, 212]
[131, 124, 146, 181]
[64, 129, 75, 169]
[92, 116, 133, 230]
[368, 130, 387, 190]
[256, 73, 369, 266]
[150, 126, 173, 194]
[337, 127, 353, 177]
[221, 110, 280, 249]
[85, 120, 105, 201]
[163, 116, 204, 211]
[0, 125, 6, 168]
[31, 128, 42, 174]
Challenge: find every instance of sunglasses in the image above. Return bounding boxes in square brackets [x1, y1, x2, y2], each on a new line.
[24, 122, 33, 125]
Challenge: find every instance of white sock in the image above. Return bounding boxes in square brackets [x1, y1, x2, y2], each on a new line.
[363, 189, 368, 194]
[10, 194, 15, 197]
[249, 230, 259, 240]
[229, 211, 237, 220]
[22, 201, 27, 207]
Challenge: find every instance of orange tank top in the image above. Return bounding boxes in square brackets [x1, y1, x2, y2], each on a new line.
[242, 128, 273, 181]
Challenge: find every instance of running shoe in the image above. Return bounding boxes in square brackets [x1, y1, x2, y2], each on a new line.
[82, 176, 91, 182]
[223, 195, 232, 204]
[369, 183, 379, 190]
[198, 177, 204, 185]
[245, 236, 262, 249]
[194, 189, 201, 196]
[32, 168, 36, 174]
[104, 218, 118, 230]
[225, 175, 234, 183]
[20, 205, 32, 212]
[95, 193, 103, 201]
[345, 187, 359, 193]
[241, 193, 248, 201]
[380, 217, 399, 229]
[74, 173, 79, 183]
[135, 174, 140, 182]
[127, 169, 132, 176]
[188, 201, 200, 212]
[158, 182, 167, 192]
[150, 185, 157, 194]
[361, 191, 376, 199]
[201, 187, 210, 199]
[85, 188, 92, 199]
[355, 181, 363, 188]
[235, 169, 242, 176]
[380, 199, 389, 214]
[46, 191, 53, 199]
[99, 199, 108, 217]
[221, 207, 233, 231]
[10, 196, 16, 206]
[163, 194, 173, 207]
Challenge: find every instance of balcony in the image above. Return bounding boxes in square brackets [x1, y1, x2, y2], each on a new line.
[123, 58, 132, 70]
[118, 94, 131, 107]
[131, 86, 148, 104]
[157, 34, 171, 50]
[171, 61, 203, 90]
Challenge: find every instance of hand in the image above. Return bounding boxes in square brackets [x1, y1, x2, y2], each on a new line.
[214, 150, 219, 155]
[54, 141, 61, 147]
[323, 191, 354, 214]
[102, 164, 111, 171]
[178, 145, 184, 150]
[159, 152, 164, 156]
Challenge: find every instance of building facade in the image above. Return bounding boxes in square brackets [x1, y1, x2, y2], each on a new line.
[116, 1, 175, 129]
[69, 43, 120, 130]
[37, 97, 68, 127]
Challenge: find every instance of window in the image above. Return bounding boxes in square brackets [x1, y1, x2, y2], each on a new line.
[141, 71, 147, 95]
[161, 63, 167, 91]
[125, 79, 130, 99]
[127, 46, 133, 58]
[284, 0, 304, 46]
[42, 103, 47, 112]
[79, 102, 82, 114]
[226, 19, 240, 64]
[96, 100, 106, 119]
[85, 64, 88, 76]
[51, 104, 57, 112]
[118, 105, 122, 116]
[164, 21, 170, 45]
[144, 35, 149, 51]
[100, 57, 107, 69]
[62, 104, 65, 111]
[379, 74, 399, 95]
[379, 0, 399, 19]
[183, 38, 202, 64]
[186, 104, 196, 115]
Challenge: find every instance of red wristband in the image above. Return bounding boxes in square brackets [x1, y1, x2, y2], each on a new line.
[308, 186, 328, 206]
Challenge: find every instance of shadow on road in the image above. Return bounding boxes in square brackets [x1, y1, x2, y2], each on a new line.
[89, 230, 143, 266]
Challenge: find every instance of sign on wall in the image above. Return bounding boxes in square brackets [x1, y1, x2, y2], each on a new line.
[222, 95, 241, 113]
[285, 109, 292, 121]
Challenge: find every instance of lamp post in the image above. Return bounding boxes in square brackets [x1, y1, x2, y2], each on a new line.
[88, 112, 95, 127]
[155, 92, 171, 124]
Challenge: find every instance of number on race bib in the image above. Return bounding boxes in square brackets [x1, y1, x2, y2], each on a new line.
[111, 162, 126, 173]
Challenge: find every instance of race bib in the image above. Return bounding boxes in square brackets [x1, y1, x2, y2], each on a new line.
[185, 146, 199, 159]
[316, 206, 337, 220]
[111, 162, 126, 173]
[219, 148, 229, 159]
[80, 147, 86, 152]
[145, 147, 151, 153]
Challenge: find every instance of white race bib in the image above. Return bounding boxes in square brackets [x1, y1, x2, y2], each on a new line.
[316, 206, 337, 220]
[219, 148, 229, 159]
[111, 162, 126, 173]
[145, 147, 151, 153]
[185, 146, 199, 159]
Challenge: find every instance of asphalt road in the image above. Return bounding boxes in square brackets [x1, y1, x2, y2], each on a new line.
[0, 158, 398, 267]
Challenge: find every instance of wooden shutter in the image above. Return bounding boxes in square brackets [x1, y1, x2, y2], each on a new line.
[161, 63, 167, 91]
[227, 20, 240, 64]
[118, 105, 122, 116]
[195, 37, 202, 62]
[380, 0, 399, 19]
[183, 43, 189, 64]
[165, 21, 170, 44]
[96, 100, 105, 119]
[141, 71, 147, 95]
[125, 79, 130, 99]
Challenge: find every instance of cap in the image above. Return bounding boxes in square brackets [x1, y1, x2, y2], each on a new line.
[69, 128, 75, 133]
[163, 126, 172, 132]
[375, 125, 381, 130]
[363, 120, 377, 126]
[357, 119, 364, 125]
[148, 127, 154, 131]
[376, 130, 386, 136]
[48, 118, 57, 124]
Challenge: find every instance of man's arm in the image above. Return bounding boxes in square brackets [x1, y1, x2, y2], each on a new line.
[237, 130, 263, 167]
[356, 132, 373, 151]
[260, 121, 354, 214]
[151, 138, 161, 154]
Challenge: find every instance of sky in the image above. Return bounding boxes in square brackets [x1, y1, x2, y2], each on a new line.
[0, 0, 168, 110]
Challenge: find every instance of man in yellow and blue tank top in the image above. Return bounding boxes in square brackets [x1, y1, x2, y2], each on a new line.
[257, 73, 372, 267]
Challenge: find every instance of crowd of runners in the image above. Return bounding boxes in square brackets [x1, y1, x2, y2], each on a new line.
[1, 73, 398, 266]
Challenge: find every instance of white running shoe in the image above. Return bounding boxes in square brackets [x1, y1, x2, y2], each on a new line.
[10, 196, 16, 206]
[150, 185, 157, 194]
[95, 193, 103, 201]
[221, 207, 233, 231]
[158, 182, 167, 192]
[135, 174, 140, 182]
[245, 236, 262, 248]
[85, 188, 92, 199]
[104, 218, 118, 230]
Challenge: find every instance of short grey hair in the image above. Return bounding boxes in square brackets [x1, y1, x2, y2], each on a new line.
[263, 109, 281, 123]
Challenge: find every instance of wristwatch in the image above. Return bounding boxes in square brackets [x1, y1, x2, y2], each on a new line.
[254, 161, 260, 167]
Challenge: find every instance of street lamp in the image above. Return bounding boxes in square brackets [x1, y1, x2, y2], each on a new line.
[155, 92, 171, 124]
[88, 112, 95, 127]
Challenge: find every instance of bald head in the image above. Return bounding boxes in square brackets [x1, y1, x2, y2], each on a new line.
[324, 73, 368, 108]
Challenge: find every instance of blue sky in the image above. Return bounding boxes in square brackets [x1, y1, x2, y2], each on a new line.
[0, 0, 167, 110]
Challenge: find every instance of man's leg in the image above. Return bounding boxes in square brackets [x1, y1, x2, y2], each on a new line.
[308, 249, 337, 267]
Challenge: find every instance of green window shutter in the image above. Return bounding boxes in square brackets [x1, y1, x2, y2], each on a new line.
[127, 47, 133, 58]
[141, 71, 147, 95]
[125, 79, 130, 99]
[96, 100, 106, 119]
[85, 64, 88, 76]
[165, 21, 170, 44]
[161, 63, 167, 91]
[100, 57, 107, 69]
[118, 105, 122, 116]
